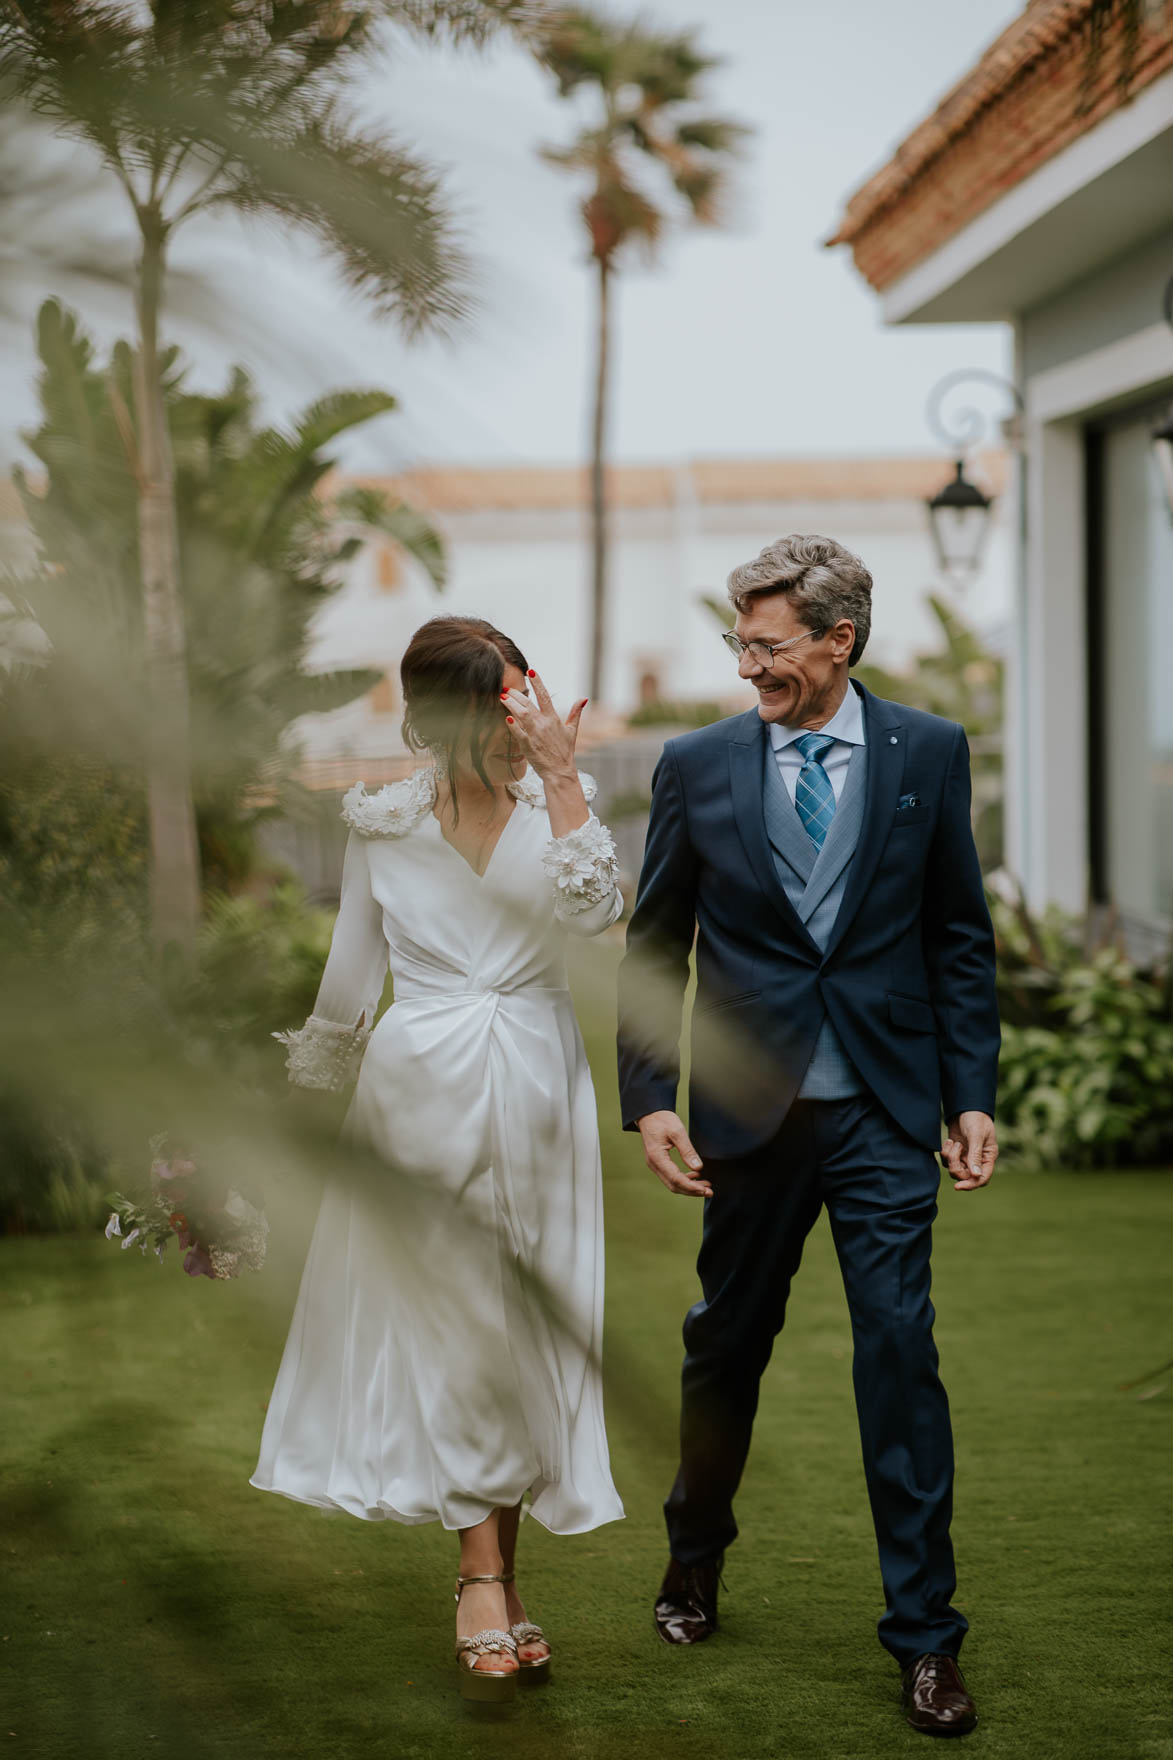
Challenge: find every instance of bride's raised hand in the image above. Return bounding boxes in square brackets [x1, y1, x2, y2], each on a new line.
[501, 668, 587, 783]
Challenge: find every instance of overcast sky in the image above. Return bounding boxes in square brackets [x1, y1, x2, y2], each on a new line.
[3, 0, 1022, 475]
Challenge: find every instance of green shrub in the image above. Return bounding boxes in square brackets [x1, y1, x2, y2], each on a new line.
[604, 790, 653, 822]
[992, 893, 1173, 1168]
[182, 883, 337, 1080]
[0, 1084, 112, 1233]
[626, 699, 726, 729]
[0, 751, 149, 936]
[0, 879, 338, 1232]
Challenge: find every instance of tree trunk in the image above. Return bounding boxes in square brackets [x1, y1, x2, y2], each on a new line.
[589, 254, 611, 704]
[134, 209, 201, 956]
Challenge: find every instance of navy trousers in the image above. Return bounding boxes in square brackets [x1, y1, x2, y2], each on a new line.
[664, 1094, 966, 1665]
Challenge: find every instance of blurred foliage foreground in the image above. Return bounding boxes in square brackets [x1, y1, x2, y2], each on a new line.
[1, 982, 1172, 1760]
[0, 296, 441, 1234]
[2, 300, 1169, 1232]
[4, 803, 1171, 1242]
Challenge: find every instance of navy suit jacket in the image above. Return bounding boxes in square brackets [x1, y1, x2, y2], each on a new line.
[616, 682, 1000, 1158]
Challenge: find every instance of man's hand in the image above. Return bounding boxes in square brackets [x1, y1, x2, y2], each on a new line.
[942, 1112, 998, 1191]
[637, 1111, 712, 1198]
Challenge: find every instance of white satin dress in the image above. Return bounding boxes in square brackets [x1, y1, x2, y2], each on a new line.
[251, 767, 626, 1535]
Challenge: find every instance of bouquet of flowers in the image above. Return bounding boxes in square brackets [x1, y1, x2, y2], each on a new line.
[103, 1135, 268, 1280]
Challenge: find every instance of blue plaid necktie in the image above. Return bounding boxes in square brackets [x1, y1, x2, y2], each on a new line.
[793, 732, 837, 851]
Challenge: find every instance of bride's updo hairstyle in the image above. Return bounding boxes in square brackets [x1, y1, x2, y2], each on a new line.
[400, 615, 529, 812]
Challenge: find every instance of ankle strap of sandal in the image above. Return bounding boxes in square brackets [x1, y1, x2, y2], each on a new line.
[455, 1573, 509, 1601]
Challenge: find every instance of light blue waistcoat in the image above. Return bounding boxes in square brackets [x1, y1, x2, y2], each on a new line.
[761, 736, 869, 1099]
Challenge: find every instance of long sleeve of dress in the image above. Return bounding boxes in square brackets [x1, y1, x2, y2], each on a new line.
[542, 814, 623, 938]
[273, 831, 389, 1090]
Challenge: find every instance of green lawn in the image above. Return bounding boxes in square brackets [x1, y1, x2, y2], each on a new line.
[2, 943, 1171, 1760]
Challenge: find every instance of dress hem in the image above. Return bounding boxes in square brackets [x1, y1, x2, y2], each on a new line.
[249, 1473, 625, 1535]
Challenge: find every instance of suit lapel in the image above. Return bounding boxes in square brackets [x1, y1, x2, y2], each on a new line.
[728, 714, 821, 958]
[821, 683, 905, 961]
[762, 738, 815, 884]
[798, 740, 868, 924]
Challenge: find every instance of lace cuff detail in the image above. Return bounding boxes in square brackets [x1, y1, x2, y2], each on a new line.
[273, 1015, 371, 1091]
[541, 816, 619, 916]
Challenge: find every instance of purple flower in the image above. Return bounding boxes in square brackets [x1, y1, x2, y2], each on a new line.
[183, 1242, 216, 1279]
[152, 1152, 196, 1182]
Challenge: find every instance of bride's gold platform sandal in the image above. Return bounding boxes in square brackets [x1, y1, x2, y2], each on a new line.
[454, 1574, 519, 1704]
[502, 1570, 551, 1685]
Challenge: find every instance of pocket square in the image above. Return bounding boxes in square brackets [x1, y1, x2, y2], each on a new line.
[896, 791, 923, 812]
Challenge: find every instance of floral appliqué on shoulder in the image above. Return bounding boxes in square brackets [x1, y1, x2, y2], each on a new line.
[340, 768, 598, 835]
[341, 769, 438, 838]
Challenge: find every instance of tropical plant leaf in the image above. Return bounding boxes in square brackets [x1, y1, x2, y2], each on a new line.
[13, 300, 439, 886]
[332, 486, 447, 591]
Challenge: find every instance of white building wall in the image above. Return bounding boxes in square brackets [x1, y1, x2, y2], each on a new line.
[294, 473, 1013, 764]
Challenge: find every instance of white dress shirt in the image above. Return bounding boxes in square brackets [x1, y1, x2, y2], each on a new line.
[769, 683, 867, 807]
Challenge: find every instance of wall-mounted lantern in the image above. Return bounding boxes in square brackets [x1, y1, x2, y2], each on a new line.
[925, 459, 995, 582]
[924, 369, 1024, 585]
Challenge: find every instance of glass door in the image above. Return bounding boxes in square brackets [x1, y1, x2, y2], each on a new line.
[1092, 401, 1173, 928]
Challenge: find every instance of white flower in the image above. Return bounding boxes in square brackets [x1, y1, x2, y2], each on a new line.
[541, 816, 619, 914]
[154, 1242, 166, 1263]
[341, 770, 437, 838]
[120, 1226, 141, 1250]
[506, 770, 598, 808]
[274, 1015, 371, 1091]
[105, 1213, 122, 1240]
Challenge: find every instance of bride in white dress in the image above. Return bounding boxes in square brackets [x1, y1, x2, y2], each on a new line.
[251, 615, 624, 1702]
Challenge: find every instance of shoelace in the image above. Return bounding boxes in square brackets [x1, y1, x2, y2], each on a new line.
[680, 1564, 727, 1600]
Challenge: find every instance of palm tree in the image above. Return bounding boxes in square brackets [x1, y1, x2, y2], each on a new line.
[539, 8, 746, 701]
[0, 0, 529, 952]
[14, 297, 447, 890]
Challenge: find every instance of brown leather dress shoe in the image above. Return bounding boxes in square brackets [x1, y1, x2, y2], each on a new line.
[653, 1556, 722, 1645]
[901, 1653, 978, 1736]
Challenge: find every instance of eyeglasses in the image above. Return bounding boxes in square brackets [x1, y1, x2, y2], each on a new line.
[721, 628, 823, 667]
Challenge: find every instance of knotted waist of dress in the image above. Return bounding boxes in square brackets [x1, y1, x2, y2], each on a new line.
[389, 978, 570, 1005]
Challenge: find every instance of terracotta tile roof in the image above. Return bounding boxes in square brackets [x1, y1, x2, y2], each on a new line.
[332, 452, 1006, 512]
[828, 0, 1173, 290]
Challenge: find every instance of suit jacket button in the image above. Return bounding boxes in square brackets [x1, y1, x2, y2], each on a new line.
[889, 735, 898, 745]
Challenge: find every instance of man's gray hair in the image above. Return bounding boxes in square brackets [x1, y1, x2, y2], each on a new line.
[727, 533, 873, 667]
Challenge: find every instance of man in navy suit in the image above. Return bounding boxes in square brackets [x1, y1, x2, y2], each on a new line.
[617, 534, 999, 1738]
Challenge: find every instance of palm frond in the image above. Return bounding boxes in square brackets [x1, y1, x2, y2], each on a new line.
[277, 666, 383, 719]
[0, 0, 145, 185]
[634, 31, 720, 104]
[672, 161, 727, 225]
[203, 102, 471, 336]
[696, 592, 731, 630]
[390, 0, 551, 49]
[583, 174, 663, 262]
[0, 0, 474, 336]
[538, 7, 748, 260]
[289, 390, 399, 459]
[539, 135, 605, 173]
[674, 116, 749, 156]
[541, 8, 622, 94]
[333, 486, 448, 592]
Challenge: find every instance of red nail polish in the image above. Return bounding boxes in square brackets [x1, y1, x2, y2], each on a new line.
[500, 692, 508, 699]
[506, 716, 514, 724]
[528, 669, 536, 678]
